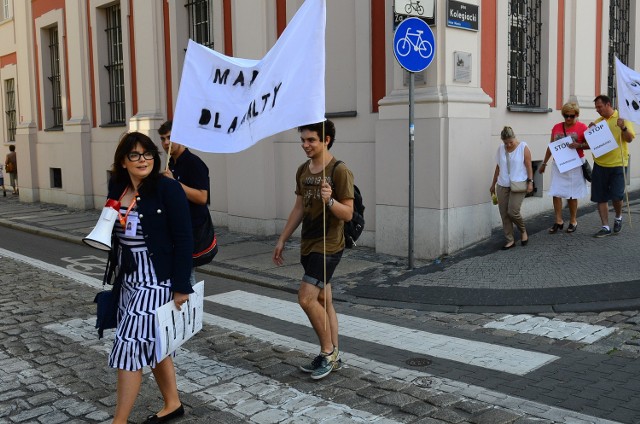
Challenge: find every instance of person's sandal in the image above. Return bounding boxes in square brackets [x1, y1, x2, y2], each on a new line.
[566, 223, 578, 233]
[548, 222, 564, 233]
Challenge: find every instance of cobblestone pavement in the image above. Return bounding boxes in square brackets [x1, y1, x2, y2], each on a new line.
[0, 256, 549, 424]
[2, 193, 640, 422]
[2, 249, 640, 423]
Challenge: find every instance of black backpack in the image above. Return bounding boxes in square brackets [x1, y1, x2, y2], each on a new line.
[331, 161, 365, 248]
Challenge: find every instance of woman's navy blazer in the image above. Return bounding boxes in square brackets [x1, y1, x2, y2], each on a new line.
[108, 176, 194, 295]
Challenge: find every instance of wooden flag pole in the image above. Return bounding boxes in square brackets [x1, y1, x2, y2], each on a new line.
[322, 121, 327, 331]
[619, 143, 632, 227]
[165, 141, 173, 173]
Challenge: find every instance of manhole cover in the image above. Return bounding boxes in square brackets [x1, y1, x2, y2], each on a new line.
[412, 376, 432, 388]
[406, 357, 431, 367]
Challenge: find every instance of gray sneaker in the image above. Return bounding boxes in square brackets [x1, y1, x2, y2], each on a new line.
[594, 227, 612, 238]
[301, 347, 342, 374]
[333, 357, 343, 370]
[332, 347, 342, 370]
[613, 219, 622, 234]
[299, 354, 324, 373]
[311, 354, 336, 380]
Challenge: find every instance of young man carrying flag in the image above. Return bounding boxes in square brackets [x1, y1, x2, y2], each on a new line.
[272, 120, 354, 379]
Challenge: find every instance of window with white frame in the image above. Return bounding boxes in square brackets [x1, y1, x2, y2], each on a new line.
[185, 0, 214, 49]
[1, 0, 10, 20]
[104, 4, 125, 124]
[4, 79, 16, 142]
[607, 0, 630, 107]
[47, 26, 63, 129]
[507, 0, 542, 108]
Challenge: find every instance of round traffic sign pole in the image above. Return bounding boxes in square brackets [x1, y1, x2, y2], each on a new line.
[393, 17, 436, 269]
[408, 72, 415, 269]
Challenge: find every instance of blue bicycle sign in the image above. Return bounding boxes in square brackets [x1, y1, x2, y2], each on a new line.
[396, 28, 433, 59]
[393, 17, 435, 72]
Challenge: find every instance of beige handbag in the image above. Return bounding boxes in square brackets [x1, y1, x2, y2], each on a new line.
[504, 147, 527, 192]
[509, 180, 528, 192]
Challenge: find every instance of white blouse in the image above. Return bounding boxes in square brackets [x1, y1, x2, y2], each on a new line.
[496, 141, 528, 188]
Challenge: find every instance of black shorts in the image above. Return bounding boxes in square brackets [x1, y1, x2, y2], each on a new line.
[300, 251, 343, 288]
[591, 164, 625, 203]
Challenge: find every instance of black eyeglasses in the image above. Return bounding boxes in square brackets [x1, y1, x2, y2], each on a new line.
[127, 151, 155, 161]
[563, 114, 576, 119]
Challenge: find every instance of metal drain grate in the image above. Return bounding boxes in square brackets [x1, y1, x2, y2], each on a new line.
[406, 357, 431, 367]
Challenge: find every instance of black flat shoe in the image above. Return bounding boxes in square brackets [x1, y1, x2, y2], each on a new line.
[548, 222, 564, 234]
[521, 239, 529, 246]
[566, 223, 578, 233]
[143, 404, 184, 424]
[501, 243, 515, 250]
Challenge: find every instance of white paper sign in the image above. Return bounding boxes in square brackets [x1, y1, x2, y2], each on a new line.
[154, 281, 204, 363]
[549, 136, 582, 173]
[584, 121, 619, 158]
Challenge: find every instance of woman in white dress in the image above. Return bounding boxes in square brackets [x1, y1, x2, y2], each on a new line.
[539, 103, 589, 233]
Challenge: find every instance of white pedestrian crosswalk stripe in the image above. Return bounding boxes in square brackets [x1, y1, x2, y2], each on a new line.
[483, 314, 616, 343]
[207, 290, 559, 376]
[45, 318, 402, 423]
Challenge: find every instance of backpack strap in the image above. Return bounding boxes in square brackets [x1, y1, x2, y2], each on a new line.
[296, 159, 311, 183]
[330, 160, 344, 190]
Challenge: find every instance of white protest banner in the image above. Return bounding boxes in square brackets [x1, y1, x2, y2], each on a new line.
[615, 57, 640, 126]
[171, 0, 326, 153]
[154, 281, 204, 363]
[549, 136, 581, 173]
[584, 121, 618, 158]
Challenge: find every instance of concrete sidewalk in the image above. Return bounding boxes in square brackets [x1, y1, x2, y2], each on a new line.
[1, 190, 639, 313]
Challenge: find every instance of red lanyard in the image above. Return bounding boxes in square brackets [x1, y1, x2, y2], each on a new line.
[117, 187, 138, 228]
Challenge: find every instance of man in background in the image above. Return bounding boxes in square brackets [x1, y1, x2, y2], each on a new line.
[5, 145, 17, 195]
[159, 120, 211, 283]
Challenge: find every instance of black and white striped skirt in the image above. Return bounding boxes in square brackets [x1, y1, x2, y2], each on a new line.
[108, 278, 173, 371]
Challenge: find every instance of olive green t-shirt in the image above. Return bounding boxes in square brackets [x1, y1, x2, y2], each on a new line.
[295, 158, 354, 255]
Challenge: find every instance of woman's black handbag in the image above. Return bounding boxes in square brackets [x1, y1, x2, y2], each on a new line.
[582, 160, 592, 182]
[94, 287, 119, 339]
[192, 215, 218, 267]
[94, 245, 120, 339]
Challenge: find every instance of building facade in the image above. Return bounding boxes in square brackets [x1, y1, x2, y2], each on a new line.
[0, 0, 638, 259]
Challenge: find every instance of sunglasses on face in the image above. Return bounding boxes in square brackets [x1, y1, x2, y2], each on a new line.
[127, 151, 155, 161]
[563, 114, 576, 119]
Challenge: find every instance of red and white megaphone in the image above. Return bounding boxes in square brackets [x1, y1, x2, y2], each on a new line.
[83, 199, 121, 250]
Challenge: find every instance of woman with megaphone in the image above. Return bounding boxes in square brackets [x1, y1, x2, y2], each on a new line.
[104, 132, 193, 424]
